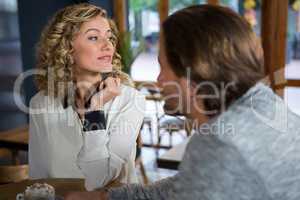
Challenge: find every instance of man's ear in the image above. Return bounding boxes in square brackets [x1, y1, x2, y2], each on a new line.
[179, 77, 197, 98]
[180, 77, 198, 97]
[190, 80, 200, 98]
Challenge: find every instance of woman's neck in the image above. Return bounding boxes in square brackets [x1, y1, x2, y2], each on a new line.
[74, 71, 102, 101]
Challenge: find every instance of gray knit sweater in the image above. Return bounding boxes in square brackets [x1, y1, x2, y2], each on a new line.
[108, 83, 300, 200]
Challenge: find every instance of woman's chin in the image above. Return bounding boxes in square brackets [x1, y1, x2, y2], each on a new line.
[91, 66, 113, 73]
[99, 68, 113, 73]
[78, 64, 113, 74]
[97, 64, 113, 73]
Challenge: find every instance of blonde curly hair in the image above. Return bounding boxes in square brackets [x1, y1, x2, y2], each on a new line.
[35, 3, 133, 99]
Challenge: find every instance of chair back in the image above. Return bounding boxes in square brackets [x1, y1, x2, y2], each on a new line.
[0, 164, 29, 184]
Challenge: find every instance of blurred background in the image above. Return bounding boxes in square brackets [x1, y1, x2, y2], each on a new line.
[0, 0, 299, 184]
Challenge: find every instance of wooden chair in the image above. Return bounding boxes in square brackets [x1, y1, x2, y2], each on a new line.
[158, 116, 193, 148]
[0, 148, 12, 159]
[135, 134, 149, 185]
[0, 125, 29, 164]
[134, 81, 164, 155]
[0, 164, 29, 184]
[135, 81, 191, 158]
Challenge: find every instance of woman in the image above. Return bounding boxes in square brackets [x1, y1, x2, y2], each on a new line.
[29, 3, 145, 191]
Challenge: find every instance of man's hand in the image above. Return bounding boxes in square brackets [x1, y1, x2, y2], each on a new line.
[64, 191, 108, 200]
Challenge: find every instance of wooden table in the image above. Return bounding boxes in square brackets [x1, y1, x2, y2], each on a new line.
[0, 178, 122, 199]
[0, 126, 29, 164]
[156, 138, 190, 170]
[0, 125, 29, 151]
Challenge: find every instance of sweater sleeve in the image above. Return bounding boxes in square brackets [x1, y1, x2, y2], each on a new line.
[108, 134, 272, 200]
[29, 102, 49, 178]
[77, 88, 145, 191]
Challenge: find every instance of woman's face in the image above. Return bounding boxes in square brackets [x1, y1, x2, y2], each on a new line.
[72, 15, 115, 74]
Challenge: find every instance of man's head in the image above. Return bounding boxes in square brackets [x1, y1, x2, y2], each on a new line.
[157, 5, 264, 120]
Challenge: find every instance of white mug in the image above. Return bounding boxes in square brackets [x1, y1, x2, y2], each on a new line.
[16, 193, 25, 200]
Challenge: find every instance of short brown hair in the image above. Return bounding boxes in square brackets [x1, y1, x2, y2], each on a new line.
[162, 5, 264, 115]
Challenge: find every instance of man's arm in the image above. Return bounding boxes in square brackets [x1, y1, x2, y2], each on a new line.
[65, 134, 272, 200]
[108, 134, 272, 200]
[107, 175, 178, 200]
[64, 176, 177, 200]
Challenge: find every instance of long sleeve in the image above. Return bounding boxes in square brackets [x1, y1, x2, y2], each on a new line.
[29, 107, 49, 178]
[108, 134, 272, 200]
[76, 129, 111, 191]
[109, 175, 178, 200]
[77, 87, 145, 191]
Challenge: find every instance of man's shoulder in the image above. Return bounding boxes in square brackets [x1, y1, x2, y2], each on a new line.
[184, 133, 238, 160]
[178, 133, 272, 199]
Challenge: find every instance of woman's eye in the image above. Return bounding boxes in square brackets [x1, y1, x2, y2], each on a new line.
[88, 36, 98, 41]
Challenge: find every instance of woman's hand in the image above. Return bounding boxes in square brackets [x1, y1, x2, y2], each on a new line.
[64, 191, 108, 200]
[90, 77, 121, 111]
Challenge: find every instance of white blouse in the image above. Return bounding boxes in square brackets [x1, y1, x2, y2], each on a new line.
[29, 84, 145, 191]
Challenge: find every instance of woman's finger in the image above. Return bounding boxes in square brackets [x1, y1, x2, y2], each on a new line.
[106, 77, 120, 88]
[99, 81, 105, 90]
[104, 77, 115, 87]
[115, 78, 121, 87]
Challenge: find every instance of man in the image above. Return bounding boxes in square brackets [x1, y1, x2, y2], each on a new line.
[66, 5, 300, 200]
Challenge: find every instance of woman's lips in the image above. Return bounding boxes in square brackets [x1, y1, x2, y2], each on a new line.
[98, 55, 112, 62]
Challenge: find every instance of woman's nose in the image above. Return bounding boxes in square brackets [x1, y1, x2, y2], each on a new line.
[100, 38, 113, 52]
